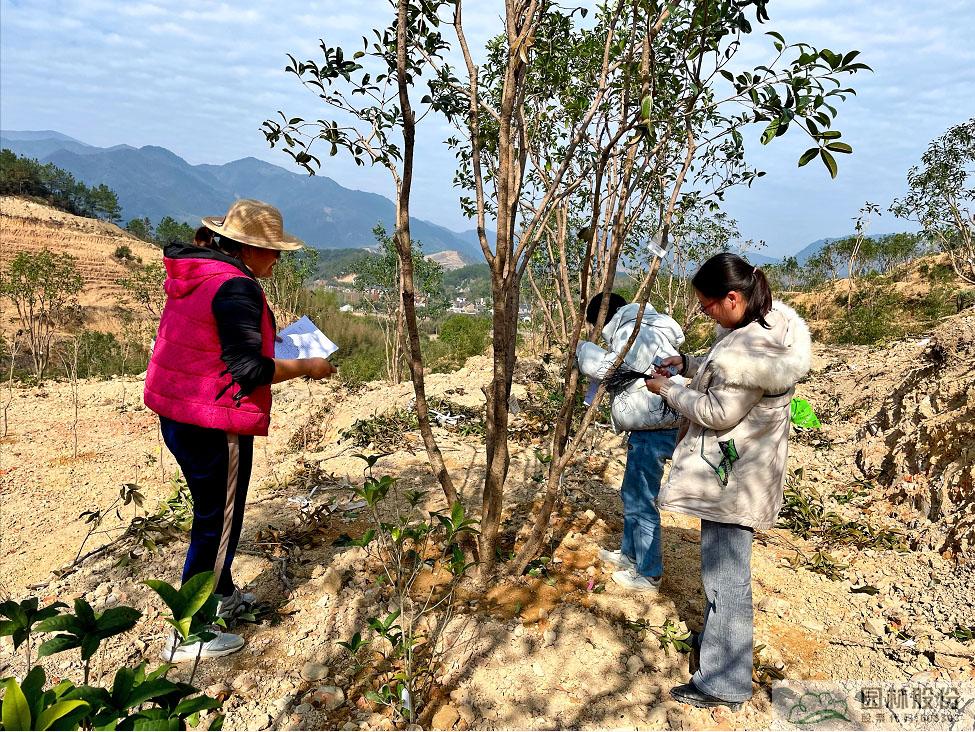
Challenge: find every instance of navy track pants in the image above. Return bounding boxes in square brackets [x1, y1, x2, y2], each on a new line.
[159, 416, 253, 597]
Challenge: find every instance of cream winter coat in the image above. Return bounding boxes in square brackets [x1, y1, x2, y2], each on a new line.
[656, 301, 811, 529]
[576, 303, 685, 432]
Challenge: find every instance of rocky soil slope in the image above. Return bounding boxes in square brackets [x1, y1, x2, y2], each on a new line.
[0, 196, 160, 332]
[2, 311, 974, 729]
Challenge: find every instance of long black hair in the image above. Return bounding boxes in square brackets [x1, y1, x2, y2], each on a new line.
[585, 292, 627, 326]
[692, 252, 773, 329]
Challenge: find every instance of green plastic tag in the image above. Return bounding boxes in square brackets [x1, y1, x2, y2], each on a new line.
[790, 398, 821, 429]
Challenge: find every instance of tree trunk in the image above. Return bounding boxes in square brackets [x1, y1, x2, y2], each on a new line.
[393, 0, 459, 508]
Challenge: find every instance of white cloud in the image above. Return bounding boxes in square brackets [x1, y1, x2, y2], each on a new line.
[1, 0, 972, 245]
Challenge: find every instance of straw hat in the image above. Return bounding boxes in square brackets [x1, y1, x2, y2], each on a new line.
[202, 199, 304, 251]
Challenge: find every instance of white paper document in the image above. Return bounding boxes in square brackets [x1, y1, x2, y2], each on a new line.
[275, 316, 338, 360]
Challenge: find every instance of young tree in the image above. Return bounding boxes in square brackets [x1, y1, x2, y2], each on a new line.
[352, 224, 447, 382]
[263, 0, 464, 507]
[891, 117, 975, 284]
[264, 248, 320, 323]
[2, 250, 83, 381]
[154, 216, 194, 246]
[265, 0, 868, 578]
[832, 201, 880, 312]
[433, 1, 869, 574]
[116, 263, 167, 321]
[125, 217, 155, 242]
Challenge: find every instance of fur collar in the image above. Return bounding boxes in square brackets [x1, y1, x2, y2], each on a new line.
[708, 300, 811, 393]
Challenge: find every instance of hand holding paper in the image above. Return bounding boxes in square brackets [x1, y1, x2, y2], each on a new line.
[275, 316, 338, 360]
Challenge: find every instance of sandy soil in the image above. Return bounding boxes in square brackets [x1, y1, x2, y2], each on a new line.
[2, 334, 973, 730]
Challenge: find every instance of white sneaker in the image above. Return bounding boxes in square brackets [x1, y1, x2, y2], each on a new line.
[598, 548, 636, 570]
[161, 631, 245, 662]
[612, 568, 662, 593]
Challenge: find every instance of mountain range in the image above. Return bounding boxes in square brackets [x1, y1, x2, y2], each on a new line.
[0, 129, 486, 262]
[2, 129, 858, 267]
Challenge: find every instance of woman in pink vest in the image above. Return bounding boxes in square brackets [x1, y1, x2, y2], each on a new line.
[145, 199, 335, 662]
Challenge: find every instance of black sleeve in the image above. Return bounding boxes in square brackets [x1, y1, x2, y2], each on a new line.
[211, 278, 276, 400]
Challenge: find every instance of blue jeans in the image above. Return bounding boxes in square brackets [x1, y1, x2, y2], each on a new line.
[693, 520, 754, 702]
[619, 428, 677, 578]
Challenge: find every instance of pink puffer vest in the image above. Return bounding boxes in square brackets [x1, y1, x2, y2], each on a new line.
[144, 254, 274, 436]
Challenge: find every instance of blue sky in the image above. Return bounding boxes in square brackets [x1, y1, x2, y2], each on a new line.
[2, 0, 973, 256]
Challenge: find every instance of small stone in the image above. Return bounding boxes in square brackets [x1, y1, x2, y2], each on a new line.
[864, 617, 887, 637]
[310, 685, 345, 711]
[457, 703, 476, 726]
[232, 672, 257, 694]
[300, 661, 329, 682]
[584, 509, 597, 521]
[321, 567, 345, 595]
[513, 625, 524, 638]
[294, 703, 313, 714]
[449, 688, 471, 705]
[626, 654, 644, 674]
[532, 662, 545, 678]
[206, 682, 232, 700]
[432, 703, 461, 730]
[341, 723, 359, 731]
[542, 629, 557, 645]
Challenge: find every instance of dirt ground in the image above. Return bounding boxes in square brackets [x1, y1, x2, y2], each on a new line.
[2, 312, 974, 731]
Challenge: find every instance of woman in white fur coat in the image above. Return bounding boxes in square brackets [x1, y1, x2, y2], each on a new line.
[645, 252, 812, 711]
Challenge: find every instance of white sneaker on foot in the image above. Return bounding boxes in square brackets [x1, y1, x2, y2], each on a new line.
[161, 631, 245, 662]
[598, 548, 636, 570]
[612, 568, 662, 593]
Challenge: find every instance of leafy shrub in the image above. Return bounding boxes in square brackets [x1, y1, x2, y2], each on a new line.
[0, 572, 224, 730]
[335, 455, 478, 724]
[113, 245, 134, 261]
[828, 286, 906, 344]
[424, 315, 491, 372]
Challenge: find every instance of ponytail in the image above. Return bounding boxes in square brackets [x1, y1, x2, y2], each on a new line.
[691, 252, 773, 329]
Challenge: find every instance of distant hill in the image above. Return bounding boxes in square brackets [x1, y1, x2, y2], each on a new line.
[0, 130, 483, 262]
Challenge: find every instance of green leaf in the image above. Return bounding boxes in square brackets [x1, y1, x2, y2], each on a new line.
[820, 148, 838, 178]
[178, 572, 216, 619]
[37, 635, 80, 658]
[96, 607, 141, 639]
[2, 677, 32, 731]
[789, 398, 821, 429]
[826, 141, 853, 154]
[174, 695, 221, 717]
[74, 599, 96, 626]
[81, 633, 101, 661]
[760, 118, 780, 145]
[144, 580, 182, 617]
[798, 147, 819, 167]
[36, 700, 89, 731]
[34, 615, 80, 634]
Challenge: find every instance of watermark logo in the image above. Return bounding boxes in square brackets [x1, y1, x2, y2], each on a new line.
[772, 680, 975, 730]
[786, 690, 852, 726]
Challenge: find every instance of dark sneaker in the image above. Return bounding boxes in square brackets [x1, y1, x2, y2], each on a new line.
[217, 589, 255, 620]
[670, 681, 744, 711]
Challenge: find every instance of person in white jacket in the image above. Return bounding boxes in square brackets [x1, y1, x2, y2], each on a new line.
[576, 292, 685, 592]
[646, 253, 812, 710]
